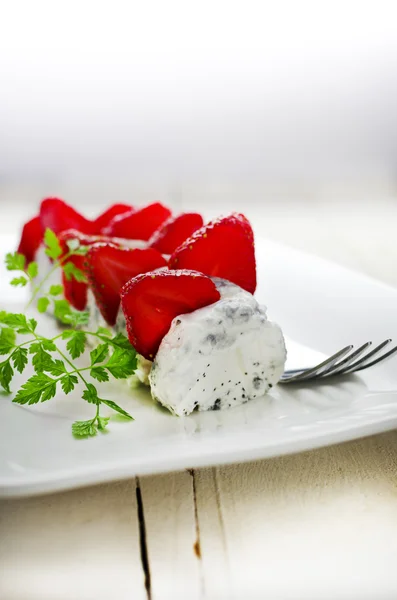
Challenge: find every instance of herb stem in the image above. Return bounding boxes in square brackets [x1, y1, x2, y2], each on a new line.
[26, 251, 74, 309]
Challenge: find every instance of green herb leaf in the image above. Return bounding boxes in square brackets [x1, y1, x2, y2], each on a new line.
[28, 318, 38, 332]
[27, 262, 39, 279]
[13, 373, 57, 405]
[110, 332, 134, 350]
[66, 331, 87, 359]
[104, 347, 137, 379]
[44, 228, 62, 260]
[97, 415, 110, 431]
[62, 309, 90, 327]
[12, 347, 28, 373]
[101, 399, 134, 420]
[49, 284, 64, 296]
[72, 419, 98, 438]
[53, 299, 73, 324]
[30, 343, 55, 373]
[5, 252, 25, 271]
[90, 344, 109, 365]
[82, 383, 99, 404]
[0, 360, 13, 393]
[0, 313, 29, 332]
[0, 327, 16, 354]
[10, 276, 28, 287]
[60, 373, 78, 394]
[42, 339, 56, 351]
[90, 366, 109, 382]
[63, 261, 87, 283]
[44, 358, 66, 376]
[37, 297, 50, 313]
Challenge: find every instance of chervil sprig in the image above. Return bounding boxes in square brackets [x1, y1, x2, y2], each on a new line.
[1, 229, 137, 438]
[0, 310, 136, 436]
[6, 227, 89, 316]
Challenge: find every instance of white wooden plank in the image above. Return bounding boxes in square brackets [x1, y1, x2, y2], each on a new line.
[212, 432, 397, 599]
[138, 471, 202, 600]
[0, 481, 146, 600]
[193, 468, 231, 600]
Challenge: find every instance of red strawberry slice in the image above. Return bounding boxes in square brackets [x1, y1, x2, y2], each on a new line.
[93, 203, 133, 233]
[104, 202, 172, 240]
[120, 269, 221, 359]
[148, 213, 204, 254]
[169, 213, 256, 294]
[58, 230, 118, 311]
[17, 215, 42, 265]
[40, 198, 94, 236]
[84, 245, 167, 326]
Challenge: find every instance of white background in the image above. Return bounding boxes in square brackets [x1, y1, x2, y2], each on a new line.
[0, 0, 397, 190]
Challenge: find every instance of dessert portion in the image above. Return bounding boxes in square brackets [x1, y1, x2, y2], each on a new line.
[121, 273, 285, 416]
[16, 197, 287, 416]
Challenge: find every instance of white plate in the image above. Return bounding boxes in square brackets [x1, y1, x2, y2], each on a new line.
[1, 234, 397, 497]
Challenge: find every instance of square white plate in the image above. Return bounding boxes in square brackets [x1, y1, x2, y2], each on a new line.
[1, 234, 397, 497]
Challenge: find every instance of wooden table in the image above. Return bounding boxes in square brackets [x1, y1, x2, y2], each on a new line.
[1, 185, 397, 600]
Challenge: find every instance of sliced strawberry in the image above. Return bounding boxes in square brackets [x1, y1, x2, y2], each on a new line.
[84, 245, 167, 326]
[148, 213, 204, 254]
[120, 269, 221, 359]
[40, 198, 94, 236]
[17, 215, 42, 265]
[58, 230, 119, 310]
[93, 203, 133, 233]
[169, 213, 256, 294]
[104, 202, 172, 240]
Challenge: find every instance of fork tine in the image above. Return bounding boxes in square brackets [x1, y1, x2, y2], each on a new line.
[320, 341, 373, 377]
[342, 339, 392, 374]
[350, 343, 397, 373]
[280, 345, 353, 382]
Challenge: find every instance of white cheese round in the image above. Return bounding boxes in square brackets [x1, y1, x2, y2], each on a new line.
[149, 278, 286, 415]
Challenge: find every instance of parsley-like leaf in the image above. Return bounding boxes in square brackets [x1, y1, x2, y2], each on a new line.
[0, 327, 16, 354]
[97, 415, 110, 431]
[60, 373, 78, 394]
[49, 284, 64, 296]
[72, 419, 98, 438]
[0, 360, 13, 393]
[105, 347, 137, 379]
[13, 373, 57, 405]
[27, 262, 39, 279]
[110, 332, 135, 350]
[0, 313, 29, 332]
[10, 276, 28, 287]
[66, 331, 87, 359]
[82, 383, 99, 404]
[44, 228, 62, 260]
[90, 344, 109, 365]
[28, 318, 38, 333]
[12, 347, 28, 373]
[5, 252, 25, 271]
[53, 299, 73, 324]
[62, 309, 90, 327]
[101, 399, 134, 420]
[30, 343, 55, 373]
[90, 366, 109, 382]
[63, 262, 87, 283]
[37, 297, 50, 313]
[44, 358, 66, 376]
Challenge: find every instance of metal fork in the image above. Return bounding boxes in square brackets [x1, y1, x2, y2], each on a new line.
[280, 339, 397, 384]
